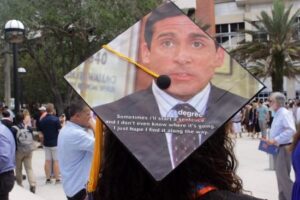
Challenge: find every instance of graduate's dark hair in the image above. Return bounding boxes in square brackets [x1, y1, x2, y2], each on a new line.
[94, 124, 243, 200]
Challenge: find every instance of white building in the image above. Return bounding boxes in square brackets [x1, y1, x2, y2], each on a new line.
[173, 0, 300, 100]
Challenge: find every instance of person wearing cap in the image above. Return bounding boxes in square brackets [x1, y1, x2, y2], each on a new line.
[38, 103, 61, 184]
[35, 105, 47, 149]
[94, 2, 246, 179]
[57, 101, 95, 200]
[38, 106, 47, 120]
[263, 92, 296, 200]
[0, 123, 16, 200]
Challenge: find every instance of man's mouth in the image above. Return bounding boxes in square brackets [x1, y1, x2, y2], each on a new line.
[170, 73, 192, 81]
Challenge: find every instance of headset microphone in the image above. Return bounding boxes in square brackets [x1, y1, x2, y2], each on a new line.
[156, 75, 171, 90]
[103, 45, 171, 90]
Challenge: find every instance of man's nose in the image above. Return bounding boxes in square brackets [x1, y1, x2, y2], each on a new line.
[173, 46, 192, 65]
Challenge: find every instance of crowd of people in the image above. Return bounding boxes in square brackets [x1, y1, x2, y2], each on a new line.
[0, 101, 95, 200]
[0, 95, 300, 200]
[229, 93, 300, 200]
[230, 97, 300, 140]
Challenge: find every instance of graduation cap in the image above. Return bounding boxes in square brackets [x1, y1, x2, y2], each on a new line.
[65, 2, 264, 182]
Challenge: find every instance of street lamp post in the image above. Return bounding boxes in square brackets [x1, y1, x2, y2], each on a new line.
[4, 19, 25, 114]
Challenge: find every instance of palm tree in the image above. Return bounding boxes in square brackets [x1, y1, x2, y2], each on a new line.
[231, 0, 300, 92]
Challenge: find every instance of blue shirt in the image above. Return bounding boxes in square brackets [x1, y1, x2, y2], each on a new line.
[270, 107, 296, 145]
[0, 123, 16, 174]
[39, 114, 61, 147]
[257, 105, 269, 121]
[57, 121, 94, 197]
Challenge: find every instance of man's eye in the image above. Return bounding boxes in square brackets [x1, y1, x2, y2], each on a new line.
[162, 40, 174, 47]
[192, 41, 203, 48]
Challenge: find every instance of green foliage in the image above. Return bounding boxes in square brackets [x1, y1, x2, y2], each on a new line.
[231, 0, 300, 92]
[0, 0, 162, 113]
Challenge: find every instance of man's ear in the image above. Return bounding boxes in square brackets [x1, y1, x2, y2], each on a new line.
[214, 47, 225, 68]
[73, 113, 80, 120]
[141, 42, 151, 64]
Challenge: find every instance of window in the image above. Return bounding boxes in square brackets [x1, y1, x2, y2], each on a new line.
[252, 21, 268, 42]
[296, 91, 300, 100]
[256, 92, 271, 102]
[216, 36, 229, 44]
[253, 32, 268, 42]
[216, 22, 245, 49]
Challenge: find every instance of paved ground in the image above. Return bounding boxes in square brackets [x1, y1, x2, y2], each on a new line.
[10, 133, 293, 200]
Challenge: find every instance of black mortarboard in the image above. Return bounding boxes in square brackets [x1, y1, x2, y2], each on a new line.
[65, 2, 264, 181]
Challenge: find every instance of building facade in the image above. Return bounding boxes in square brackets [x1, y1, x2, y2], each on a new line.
[173, 0, 300, 100]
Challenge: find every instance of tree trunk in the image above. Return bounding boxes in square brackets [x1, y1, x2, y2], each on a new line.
[271, 53, 284, 92]
[51, 88, 64, 116]
[271, 73, 283, 92]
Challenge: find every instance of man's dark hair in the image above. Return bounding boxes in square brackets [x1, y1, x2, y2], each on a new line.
[66, 100, 87, 119]
[2, 110, 10, 118]
[144, 2, 183, 49]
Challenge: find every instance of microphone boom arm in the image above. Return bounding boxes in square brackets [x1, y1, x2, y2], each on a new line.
[102, 45, 159, 78]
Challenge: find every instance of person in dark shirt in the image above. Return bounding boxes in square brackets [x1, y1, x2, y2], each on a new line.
[38, 103, 61, 183]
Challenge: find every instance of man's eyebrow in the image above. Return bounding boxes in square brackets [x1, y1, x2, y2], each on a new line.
[189, 33, 210, 39]
[156, 32, 176, 39]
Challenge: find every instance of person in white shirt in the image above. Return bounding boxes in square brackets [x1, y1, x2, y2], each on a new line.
[296, 101, 300, 126]
[264, 92, 296, 200]
[58, 101, 95, 200]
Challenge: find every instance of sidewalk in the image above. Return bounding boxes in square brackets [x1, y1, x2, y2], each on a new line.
[234, 135, 285, 200]
[10, 148, 65, 200]
[10, 134, 290, 200]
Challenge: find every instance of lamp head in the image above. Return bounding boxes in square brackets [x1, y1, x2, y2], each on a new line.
[4, 19, 25, 44]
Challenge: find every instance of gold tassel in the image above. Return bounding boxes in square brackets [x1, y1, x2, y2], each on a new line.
[87, 117, 103, 193]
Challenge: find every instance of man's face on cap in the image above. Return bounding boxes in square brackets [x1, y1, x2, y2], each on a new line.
[142, 15, 224, 101]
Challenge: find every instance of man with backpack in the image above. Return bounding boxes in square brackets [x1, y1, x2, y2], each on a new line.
[12, 112, 36, 193]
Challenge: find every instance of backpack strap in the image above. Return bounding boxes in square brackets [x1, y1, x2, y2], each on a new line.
[12, 125, 19, 132]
